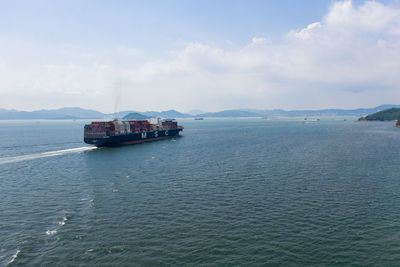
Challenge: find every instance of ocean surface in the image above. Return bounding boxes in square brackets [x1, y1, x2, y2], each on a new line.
[1, 118, 400, 266]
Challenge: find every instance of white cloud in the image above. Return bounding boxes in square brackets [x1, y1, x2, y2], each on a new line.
[324, 0, 400, 33]
[1, 0, 400, 112]
[288, 22, 322, 39]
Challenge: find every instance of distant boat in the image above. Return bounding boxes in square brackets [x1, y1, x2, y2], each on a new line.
[194, 118, 204, 120]
[303, 118, 320, 123]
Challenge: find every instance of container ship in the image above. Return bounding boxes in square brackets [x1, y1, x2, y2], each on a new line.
[84, 118, 183, 147]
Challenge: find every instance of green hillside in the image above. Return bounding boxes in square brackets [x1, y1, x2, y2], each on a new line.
[359, 108, 400, 121]
[122, 112, 150, 120]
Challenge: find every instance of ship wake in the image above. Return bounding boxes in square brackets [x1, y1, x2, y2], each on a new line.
[0, 147, 97, 165]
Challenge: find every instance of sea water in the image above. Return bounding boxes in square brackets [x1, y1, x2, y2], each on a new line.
[1, 118, 400, 265]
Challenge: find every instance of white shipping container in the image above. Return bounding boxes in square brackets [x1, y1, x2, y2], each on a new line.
[149, 117, 161, 125]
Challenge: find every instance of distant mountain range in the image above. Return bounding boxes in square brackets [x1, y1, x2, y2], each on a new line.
[141, 110, 192, 118]
[198, 104, 400, 118]
[0, 107, 105, 120]
[0, 104, 399, 120]
[0, 107, 191, 120]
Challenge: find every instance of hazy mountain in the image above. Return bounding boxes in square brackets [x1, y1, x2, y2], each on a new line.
[141, 109, 191, 118]
[50, 115, 81, 120]
[47, 107, 105, 118]
[0, 108, 12, 113]
[110, 111, 138, 119]
[274, 105, 400, 117]
[1, 105, 399, 120]
[194, 104, 400, 118]
[0, 107, 192, 120]
[239, 104, 400, 117]
[159, 110, 192, 118]
[0, 107, 106, 120]
[122, 113, 150, 120]
[199, 110, 261, 117]
[187, 109, 205, 115]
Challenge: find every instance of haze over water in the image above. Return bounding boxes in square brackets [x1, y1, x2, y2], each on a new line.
[1, 118, 400, 265]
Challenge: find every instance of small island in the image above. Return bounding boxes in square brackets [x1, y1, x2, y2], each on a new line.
[359, 108, 400, 121]
[396, 120, 400, 127]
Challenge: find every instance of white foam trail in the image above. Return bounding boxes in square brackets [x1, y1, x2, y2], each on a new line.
[6, 250, 20, 266]
[58, 216, 68, 226]
[0, 146, 97, 165]
[46, 230, 57, 235]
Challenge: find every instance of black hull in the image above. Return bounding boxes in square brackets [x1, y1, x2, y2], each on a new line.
[84, 129, 182, 147]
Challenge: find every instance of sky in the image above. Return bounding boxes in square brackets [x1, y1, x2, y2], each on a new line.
[1, 0, 400, 113]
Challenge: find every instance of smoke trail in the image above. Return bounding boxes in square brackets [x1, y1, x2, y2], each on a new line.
[113, 78, 122, 118]
[112, 55, 122, 119]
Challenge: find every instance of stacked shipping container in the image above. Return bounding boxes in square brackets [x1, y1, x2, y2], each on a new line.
[84, 121, 115, 137]
[161, 120, 178, 129]
[127, 120, 151, 133]
[84, 119, 179, 138]
[84, 118, 183, 146]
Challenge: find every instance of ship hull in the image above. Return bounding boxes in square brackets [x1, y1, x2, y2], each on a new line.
[84, 129, 182, 147]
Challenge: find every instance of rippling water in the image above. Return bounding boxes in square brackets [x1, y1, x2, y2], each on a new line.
[1, 118, 400, 266]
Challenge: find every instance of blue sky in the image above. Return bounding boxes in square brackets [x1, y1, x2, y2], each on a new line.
[0, 0, 336, 57]
[0, 1, 330, 43]
[1, 0, 400, 112]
